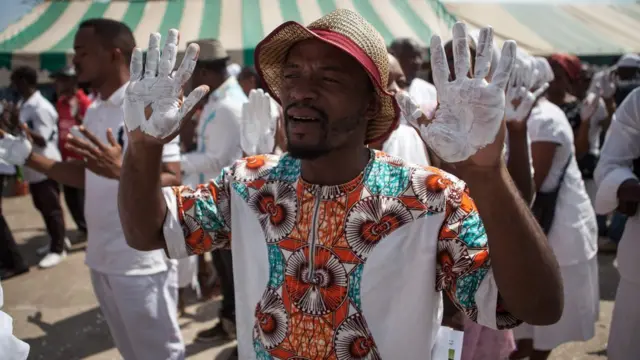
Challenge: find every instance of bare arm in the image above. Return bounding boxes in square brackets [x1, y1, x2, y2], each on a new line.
[446, 163, 563, 326]
[506, 126, 535, 203]
[531, 142, 559, 192]
[25, 152, 85, 188]
[574, 120, 591, 158]
[161, 161, 181, 186]
[119, 142, 167, 251]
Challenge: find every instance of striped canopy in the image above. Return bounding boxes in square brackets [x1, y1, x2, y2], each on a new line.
[0, 0, 457, 84]
[446, 3, 640, 56]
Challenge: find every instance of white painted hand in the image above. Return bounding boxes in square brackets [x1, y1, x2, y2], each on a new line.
[0, 131, 32, 165]
[124, 29, 209, 143]
[599, 69, 616, 99]
[241, 89, 275, 155]
[580, 87, 601, 123]
[427, 23, 516, 163]
[395, 90, 425, 128]
[505, 58, 549, 123]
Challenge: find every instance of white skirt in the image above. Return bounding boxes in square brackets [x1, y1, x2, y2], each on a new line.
[608, 277, 640, 360]
[177, 255, 198, 289]
[513, 255, 599, 350]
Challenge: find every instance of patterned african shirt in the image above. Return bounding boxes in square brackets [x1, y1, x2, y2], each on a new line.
[162, 150, 521, 359]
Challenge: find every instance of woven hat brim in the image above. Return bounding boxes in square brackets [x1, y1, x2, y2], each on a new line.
[254, 21, 399, 145]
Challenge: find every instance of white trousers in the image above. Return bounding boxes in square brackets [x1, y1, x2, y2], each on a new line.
[608, 277, 640, 360]
[90, 264, 185, 360]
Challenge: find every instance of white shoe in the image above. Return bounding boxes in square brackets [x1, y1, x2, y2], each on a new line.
[38, 251, 66, 268]
[36, 238, 72, 256]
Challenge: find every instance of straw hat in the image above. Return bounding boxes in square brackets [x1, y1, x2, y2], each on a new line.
[254, 9, 400, 144]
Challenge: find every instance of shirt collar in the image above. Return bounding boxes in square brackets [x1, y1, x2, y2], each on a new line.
[95, 82, 128, 108]
[209, 76, 239, 103]
[22, 90, 41, 107]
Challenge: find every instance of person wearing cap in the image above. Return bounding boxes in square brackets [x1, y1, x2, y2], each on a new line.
[50, 65, 90, 239]
[179, 38, 247, 347]
[117, 11, 562, 359]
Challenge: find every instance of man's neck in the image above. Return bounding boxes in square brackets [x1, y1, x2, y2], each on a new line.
[98, 69, 129, 100]
[21, 88, 36, 100]
[300, 146, 371, 186]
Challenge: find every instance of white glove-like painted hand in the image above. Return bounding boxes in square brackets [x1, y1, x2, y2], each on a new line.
[124, 29, 209, 142]
[599, 69, 616, 99]
[580, 86, 601, 123]
[396, 90, 424, 127]
[240, 89, 275, 155]
[0, 132, 32, 165]
[427, 23, 516, 163]
[505, 58, 549, 123]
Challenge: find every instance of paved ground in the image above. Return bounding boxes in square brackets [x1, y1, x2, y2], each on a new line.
[2, 193, 619, 359]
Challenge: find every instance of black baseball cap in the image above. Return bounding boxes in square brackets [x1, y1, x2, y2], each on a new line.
[50, 65, 76, 78]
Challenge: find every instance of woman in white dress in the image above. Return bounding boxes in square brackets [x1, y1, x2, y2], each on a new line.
[512, 57, 599, 360]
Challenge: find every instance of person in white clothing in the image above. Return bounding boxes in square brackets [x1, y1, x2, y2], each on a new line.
[180, 39, 245, 353]
[371, 53, 431, 166]
[10, 67, 70, 269]
[512, 58, 599, 360]
[594, 87, 640, 360]
[389, 38, 437, 112]
[0, 19, 185, 360]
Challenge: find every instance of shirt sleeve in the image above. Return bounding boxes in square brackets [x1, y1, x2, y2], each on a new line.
[594, 88, 640, 215]
[181, 105, 242, 176]
[162, 165, 233, 259]
[528, 112, 563, 145]
[435, 172, 522, 330]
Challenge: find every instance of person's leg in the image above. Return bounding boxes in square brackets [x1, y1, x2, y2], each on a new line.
[0, 175, 28, 278]
[63, 185, 87, 234]
[29, 179, 66, 254]
[108, 266, 185, 360]
[90, 270, 138, 359]
[196, 249, 236, 343]
[608, 212, 628, 245]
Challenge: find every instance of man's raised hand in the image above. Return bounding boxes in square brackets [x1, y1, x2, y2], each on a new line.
[427, 23, 516, 165]
[124, 29, 209, 144]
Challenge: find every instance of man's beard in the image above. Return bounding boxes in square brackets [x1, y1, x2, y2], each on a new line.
[284, 103, 331, 160]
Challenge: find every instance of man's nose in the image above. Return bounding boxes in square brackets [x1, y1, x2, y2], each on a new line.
[287, 80, 319, 102]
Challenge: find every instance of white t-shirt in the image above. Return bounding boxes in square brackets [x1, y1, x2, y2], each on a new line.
[0, 159, 15, 175]
[382, 116, 430, 166]
[528, 100, 598, 266]
[181, 77, 247, 187]
[83, 83, 181, 276]
[18, 91, 61, 184]
[595, 87, 640, 284]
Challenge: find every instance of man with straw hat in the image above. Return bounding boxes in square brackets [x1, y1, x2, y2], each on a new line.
[90, 10, 561, 359]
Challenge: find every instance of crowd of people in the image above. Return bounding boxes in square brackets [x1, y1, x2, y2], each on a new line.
[0, 8, 639, 360]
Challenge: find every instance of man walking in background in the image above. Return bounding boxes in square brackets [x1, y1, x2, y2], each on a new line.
[51, 65, 90, 239]
[11, 66, 69, 269]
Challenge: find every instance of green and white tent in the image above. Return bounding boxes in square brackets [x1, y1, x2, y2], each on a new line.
[2, 0, 639, 86]
[0, 0, 457, 85]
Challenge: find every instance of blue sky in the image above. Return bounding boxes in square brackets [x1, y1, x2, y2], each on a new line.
[1, 0, 638, 34]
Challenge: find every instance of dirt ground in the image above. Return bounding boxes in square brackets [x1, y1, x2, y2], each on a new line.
[2, 194, 618, 359]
